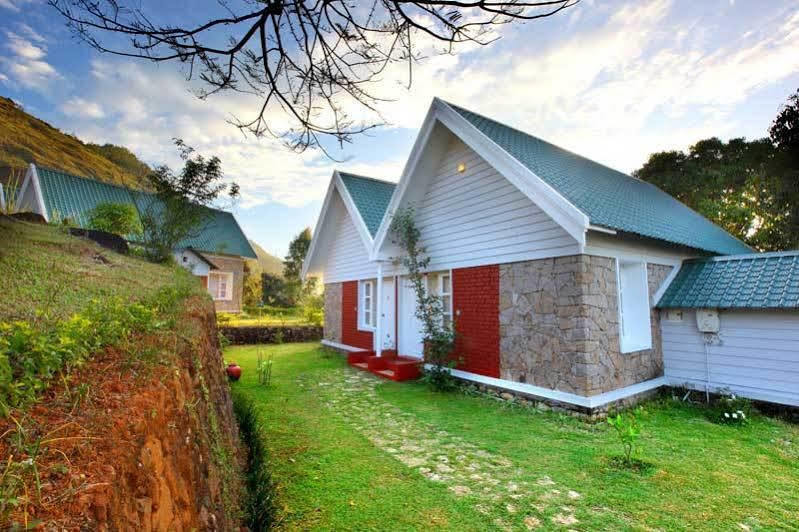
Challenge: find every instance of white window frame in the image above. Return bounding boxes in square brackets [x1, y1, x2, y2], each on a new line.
[438, 271, 453, 327]
[359, 280, 376, 330]
[209, 271, 234, 301]
[616, 259, 652, 353]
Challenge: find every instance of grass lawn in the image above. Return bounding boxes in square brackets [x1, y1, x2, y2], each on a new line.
[219, 307, 311, 327]
[228, 343, 799, 531]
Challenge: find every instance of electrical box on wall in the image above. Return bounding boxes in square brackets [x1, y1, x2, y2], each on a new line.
[665, 310, 683, 322]
[696, 309, 720, 333]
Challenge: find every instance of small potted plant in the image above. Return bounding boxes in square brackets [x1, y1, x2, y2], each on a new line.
[226, 362, 242, 381]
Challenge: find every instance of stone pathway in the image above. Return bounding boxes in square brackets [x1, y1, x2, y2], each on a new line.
[302, 368, 605, 530]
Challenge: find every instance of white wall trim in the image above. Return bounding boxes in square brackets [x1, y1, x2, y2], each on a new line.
[370, 102, 440, 260]
[302, 177, 338, 280]
[302, 171, 377, 280]
[653, 260, 684, 306]
[321, 339, 370, 353]
[333, 171, 376, 251]
[433, 366, 667, 409]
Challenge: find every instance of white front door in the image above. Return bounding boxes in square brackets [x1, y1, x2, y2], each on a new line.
[378, 277, 396, 350]
[398, 276, 424, 358]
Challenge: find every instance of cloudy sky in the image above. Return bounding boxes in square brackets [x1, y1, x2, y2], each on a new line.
[2, 0, 798, 257]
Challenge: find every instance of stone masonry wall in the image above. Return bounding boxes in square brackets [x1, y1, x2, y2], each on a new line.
[499, 255, 672, 397]
[323, 282, 342, 343]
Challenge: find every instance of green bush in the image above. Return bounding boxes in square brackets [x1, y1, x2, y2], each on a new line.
[608, 409, 641, 466]
[232, 389, 278, 530]
[87, 202, 143, 236]
[0, 282, 194, 413]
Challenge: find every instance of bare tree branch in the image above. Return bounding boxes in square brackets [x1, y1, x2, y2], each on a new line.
[48, 0, 577, 154]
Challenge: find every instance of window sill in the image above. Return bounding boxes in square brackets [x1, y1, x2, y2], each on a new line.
[620, 342, 652, 354]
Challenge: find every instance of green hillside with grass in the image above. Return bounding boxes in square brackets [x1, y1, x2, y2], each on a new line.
[0, 96, 150, 187]
[249, 239, 283, 277]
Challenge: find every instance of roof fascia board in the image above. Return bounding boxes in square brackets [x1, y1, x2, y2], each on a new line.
[333, 171, 374, 250]
[29, 164, 49, 222]
[301, 176, 337, 279]
[370, 101, 441, 260]
[434, 99, 589, 246]
[653, 260, 684, 307]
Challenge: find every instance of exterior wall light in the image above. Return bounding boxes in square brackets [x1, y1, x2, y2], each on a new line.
[457, 162, 466, 173]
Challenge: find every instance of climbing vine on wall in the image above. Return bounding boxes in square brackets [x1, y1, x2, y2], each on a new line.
[389, 206, 457, 390]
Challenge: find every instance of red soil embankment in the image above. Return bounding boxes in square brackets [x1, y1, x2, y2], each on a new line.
[1, 298, 243, 530]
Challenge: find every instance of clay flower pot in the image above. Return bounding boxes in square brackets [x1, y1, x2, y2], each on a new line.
[226, 363, 242, 381]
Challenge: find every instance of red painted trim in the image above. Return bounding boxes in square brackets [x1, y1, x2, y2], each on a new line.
[341, 280, 373, 350]
[394, 276, 399, 350]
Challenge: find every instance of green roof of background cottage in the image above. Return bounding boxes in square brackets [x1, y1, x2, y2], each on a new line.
[338, 172, 396, 237]
[447, 102, 752, 256]
[657, 251, 799, 309]
[35, 166, 257, 259]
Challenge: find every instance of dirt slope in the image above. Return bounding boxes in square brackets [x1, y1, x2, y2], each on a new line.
[0, 220, 244, 530]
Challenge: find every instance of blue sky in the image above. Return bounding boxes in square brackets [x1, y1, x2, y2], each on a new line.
[1, 0, 798, 257]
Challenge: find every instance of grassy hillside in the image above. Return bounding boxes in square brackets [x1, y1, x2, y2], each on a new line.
[248, 239, 283, 277]
[0, 216, 193, 324]
[0, 96, 150, 187]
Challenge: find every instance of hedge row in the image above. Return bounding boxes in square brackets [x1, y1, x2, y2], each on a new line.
[219, 325, 322, 345]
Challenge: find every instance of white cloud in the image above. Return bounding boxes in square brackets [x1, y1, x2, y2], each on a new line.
[61, 97, 105, 119]
[1, 31, 60, 89]
[0, 0, 34, 12]
[51, 0, 799, 213]
[395, 0, 799, 172]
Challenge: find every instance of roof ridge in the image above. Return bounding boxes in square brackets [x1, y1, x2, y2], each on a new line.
[337, 171, 397, 186]
[689, 250, 799, 263]
[441, 100, 638, 181]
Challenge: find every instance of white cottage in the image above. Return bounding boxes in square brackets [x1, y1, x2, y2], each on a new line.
[304, 98, 799, 411]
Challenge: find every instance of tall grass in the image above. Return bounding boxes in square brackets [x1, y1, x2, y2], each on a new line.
[232, 389, 278, 531]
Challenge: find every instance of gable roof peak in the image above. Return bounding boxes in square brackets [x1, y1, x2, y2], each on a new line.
[436, 99, 752, 256]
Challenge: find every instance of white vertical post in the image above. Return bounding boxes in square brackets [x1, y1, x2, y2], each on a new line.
[376, 262, 383, 357]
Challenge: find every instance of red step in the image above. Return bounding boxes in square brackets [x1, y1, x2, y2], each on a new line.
[385, 356, 422, 381]
[347, 350, 374, 366]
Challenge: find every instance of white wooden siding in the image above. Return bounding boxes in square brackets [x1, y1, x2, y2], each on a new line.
[662, 310, 799, 406]
[322, 193, 377, 283]
[410, 137, 579, 271]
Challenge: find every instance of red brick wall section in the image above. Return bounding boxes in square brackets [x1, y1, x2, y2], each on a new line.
[453, 265, 500, 378]
[341, 280, 374, 350]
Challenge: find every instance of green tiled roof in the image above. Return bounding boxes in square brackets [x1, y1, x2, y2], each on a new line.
[36, 167, 256, 258]
[657, 252, 799, 309]
[447, 102, 752, 256]
[338, 172, 396, 237]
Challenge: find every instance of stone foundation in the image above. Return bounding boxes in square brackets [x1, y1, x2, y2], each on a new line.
[499, 255, 672, 397]
[323, 282, 342, 343]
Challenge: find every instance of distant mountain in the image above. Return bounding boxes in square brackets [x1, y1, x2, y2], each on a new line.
[248, 240, 284, 277]
[0, 96, 150, 188]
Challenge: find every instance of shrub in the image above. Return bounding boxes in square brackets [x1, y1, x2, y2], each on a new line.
[232, 390, 278, 530]
[708, 389, 751, 426]
[300, 293, 323, 327]
[608, 409, 641, 466]
[0, 281, 195, 412]
[87, 202, 143, 236]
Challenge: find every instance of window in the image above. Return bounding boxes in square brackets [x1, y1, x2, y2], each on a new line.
[360, 280, 376, 329]
[439, 273, 453, 327]
[616, 260, 652, 353]
[208, 272, 234, 301]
